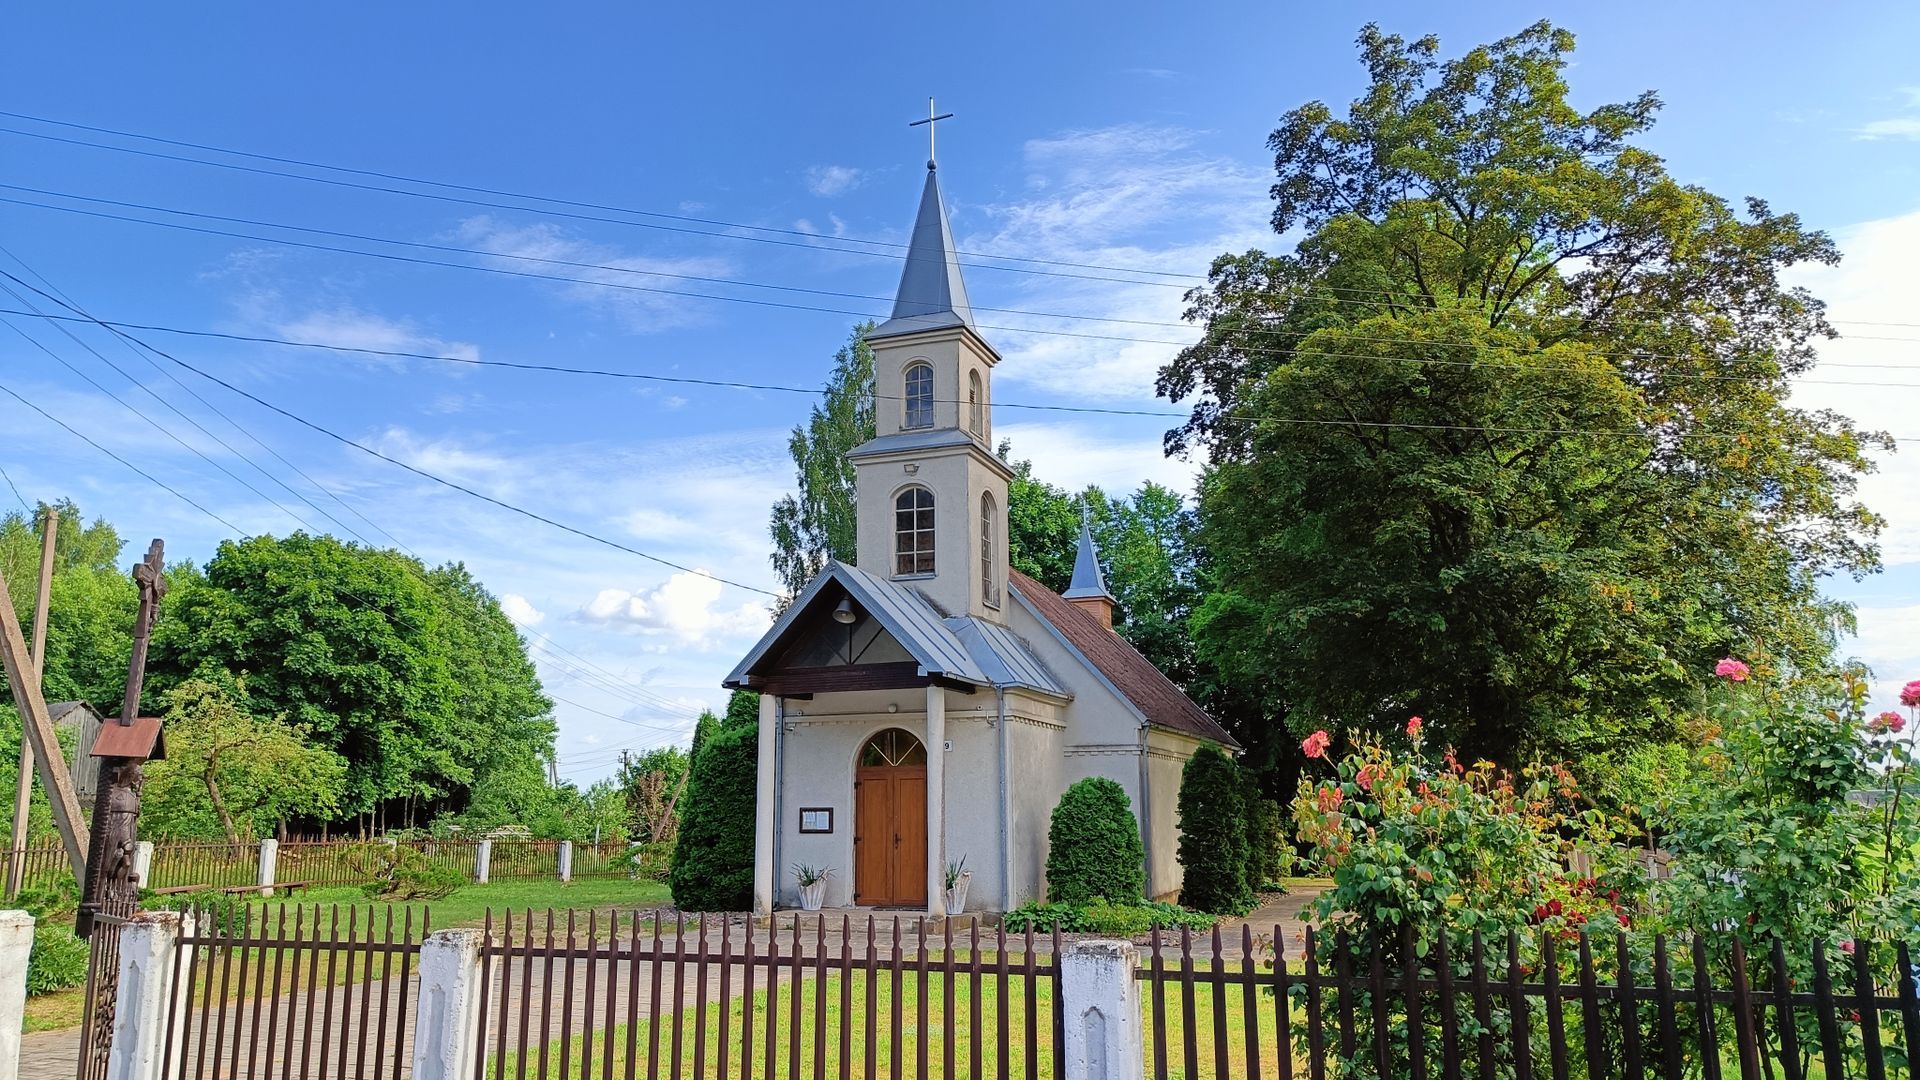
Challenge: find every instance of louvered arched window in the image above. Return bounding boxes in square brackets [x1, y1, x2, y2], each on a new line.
[968, 370, 983, 436]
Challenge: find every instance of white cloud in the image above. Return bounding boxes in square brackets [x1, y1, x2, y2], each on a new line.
[996, 421, 1198, 495]
[500, 593, 546, 626]
[960, 124, 1271, 399]
[274, 307, 480, 363]
[453, 216, 738, 333]
[578, 570, 771, 648]
[1788, 208, 1920, 567]
[805, 165, 864, 197]
[1854, 87, 1920, 140]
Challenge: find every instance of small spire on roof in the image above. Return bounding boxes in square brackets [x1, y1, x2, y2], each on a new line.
[1062, 502, 1112, 603]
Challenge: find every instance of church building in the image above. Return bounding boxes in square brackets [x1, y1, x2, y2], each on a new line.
[725, 162, 1236, 916]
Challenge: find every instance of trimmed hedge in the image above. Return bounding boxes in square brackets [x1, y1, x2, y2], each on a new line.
[1176, 744, 1255, 914]
[1044, 777, 1145, 904]
[668, 723, 758, 911]
[1002, 898, 1214, 935]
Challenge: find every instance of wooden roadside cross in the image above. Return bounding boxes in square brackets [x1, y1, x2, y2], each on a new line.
[77, 538, 167, 936]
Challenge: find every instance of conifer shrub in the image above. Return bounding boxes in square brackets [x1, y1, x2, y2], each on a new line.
[1245, 782, 1291, 893]
[669, 724, 758, 911]
[1044, 777, 1145, 904]
[1176, 744, 1255, 914]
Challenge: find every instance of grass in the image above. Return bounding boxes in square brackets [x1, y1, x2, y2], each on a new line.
[489, 962, 1279, 1080]
[21, 877, 673, 1033]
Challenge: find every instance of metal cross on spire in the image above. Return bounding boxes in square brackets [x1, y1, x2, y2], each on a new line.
[908, 97, 953, 171]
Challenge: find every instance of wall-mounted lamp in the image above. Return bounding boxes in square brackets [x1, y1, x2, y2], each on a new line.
[832, 597, 857, 624]
[903, 462, 919, 475]
[887, 703, 899, 714]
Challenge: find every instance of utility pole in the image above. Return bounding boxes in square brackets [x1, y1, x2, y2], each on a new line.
[0, 560, 88, 880]
[77, 539, 166, 937]
[5, 506, 56, 898]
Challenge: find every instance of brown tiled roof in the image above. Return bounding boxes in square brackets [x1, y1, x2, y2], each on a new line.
[1009, 569, 1238, 748]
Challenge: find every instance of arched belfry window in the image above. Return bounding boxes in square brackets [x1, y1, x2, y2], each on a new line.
[860, 728, 927, 768]
[968, 370, 983, 436]
[894, 486, 936, 576]
[980, 492, 998, 606]
[904, 362, 934, 430]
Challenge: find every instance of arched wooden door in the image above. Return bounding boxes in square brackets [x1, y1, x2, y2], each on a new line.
[853, 728, 927, 907]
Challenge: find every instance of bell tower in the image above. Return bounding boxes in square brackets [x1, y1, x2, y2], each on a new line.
[850, 163, 1013, 622]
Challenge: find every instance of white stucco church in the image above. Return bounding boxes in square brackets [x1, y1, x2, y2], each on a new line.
[725, 161, 1236, 916]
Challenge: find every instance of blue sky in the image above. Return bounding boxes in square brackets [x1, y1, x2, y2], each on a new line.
[4, 2, 1918, 782]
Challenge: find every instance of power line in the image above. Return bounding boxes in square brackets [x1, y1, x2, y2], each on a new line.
[0, 462, 28, 513]
[0, 112, 1202, 285]
[11, 189, 1920, 368]
[9, 118, 1917, 342]
[0, 379, 243, 532]
[5, 302, 1917, 444]
[0, 244, 409, 549]
[0, 276, 783, 595]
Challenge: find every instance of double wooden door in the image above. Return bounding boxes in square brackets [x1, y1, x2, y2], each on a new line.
[853, 765, 926, 907]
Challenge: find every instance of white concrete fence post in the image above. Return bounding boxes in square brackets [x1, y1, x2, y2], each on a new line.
[474, 839, 491, 884]
[130, 841, 154, 891]
[557, 840, 573, 884]
[256, 838, 279, 898]
[1060, 940, 1145, 1080]
[0, 911, 34, 1080]
[411, 928, 487, 1080]
[107, 909, 195, 1080]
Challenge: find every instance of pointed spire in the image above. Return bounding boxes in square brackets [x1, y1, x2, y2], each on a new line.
[870, 165, 974, 339]
[1062, 506, 1112, 602]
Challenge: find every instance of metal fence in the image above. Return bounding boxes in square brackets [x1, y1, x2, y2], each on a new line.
[157, 903, 430, 1080]
[1139, 922, 1920, 1079]
[475, 911, 1064, 1080]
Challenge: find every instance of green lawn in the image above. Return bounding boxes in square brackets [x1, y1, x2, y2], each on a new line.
[489, 963, 1279, 1080]
[23, 878, 673, 1032]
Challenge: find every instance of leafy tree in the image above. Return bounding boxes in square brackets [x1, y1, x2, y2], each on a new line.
[998, 447, 1086, 590]
[769, 324, 876, 600]
[1175, 745, 1255, 914]
[723, 688, 760, 729]
[1044, 778, 1145, 904]
[148, 534, 554, 824]
[669, 724, 758, 911]
[1158, 22, 1885, 764]
[142, 679, 347, 842]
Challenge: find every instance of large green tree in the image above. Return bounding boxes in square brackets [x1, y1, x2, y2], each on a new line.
[1158, 22, 1886, 764]
[769, 323, 876, 600]
[148, 534, 555, 824]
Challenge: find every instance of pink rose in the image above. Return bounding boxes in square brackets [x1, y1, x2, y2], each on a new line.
[1872, 711, 1906, 735]
[1715, 658, 1751, 682]
[1406, 716, 1423, 739]
[1901, 680, 1920, 708]
[1841, 939, 1857, 955]
[1302, 730, 1331, 760]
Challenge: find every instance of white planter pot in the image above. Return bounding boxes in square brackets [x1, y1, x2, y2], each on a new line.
[799, 881, 827, 911]
[944, 872, 972, 914]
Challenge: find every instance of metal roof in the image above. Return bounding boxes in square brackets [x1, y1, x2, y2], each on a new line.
[869, 167, 974, 340]
[723, 562, 989, 688]
[945, 616, 1071, 698]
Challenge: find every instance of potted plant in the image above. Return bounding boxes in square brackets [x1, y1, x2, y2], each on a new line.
[944, 856, 972, 913]
[793, 864, 832, 911]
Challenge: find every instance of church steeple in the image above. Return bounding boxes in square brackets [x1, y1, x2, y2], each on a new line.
[850, 162, 1012, 623]
[871, 166, 974, 339]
